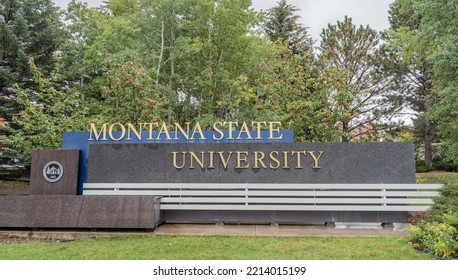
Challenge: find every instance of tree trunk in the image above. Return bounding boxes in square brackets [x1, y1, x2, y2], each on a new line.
[168, 28, 175, 125]
[341, 121, 349, 142]
[155, 20, 165, 86]
[424, 120, 433, 167]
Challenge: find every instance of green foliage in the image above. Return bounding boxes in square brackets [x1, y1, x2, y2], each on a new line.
[0, 0, 63, 164]
[386, 0, 437, 166]
[319, 16, 394, 141]
[414, 0, 458, 165]
[428, 182, 458, 223]
[263, 0, 313, 56]
[409, 222, 458, 258]
[4, 59, 84, 163]
[410, 174, 458, 259]
[256, 43, 352, 142]
[97, 54, 162, 123]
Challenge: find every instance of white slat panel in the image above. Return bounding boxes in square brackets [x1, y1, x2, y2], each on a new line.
[83, 183, 442, 190]
[160, 197, 435, 204]
[83, 190, 439, 197]
[83, 183, 441, 212]
[159, 204, 431, 211]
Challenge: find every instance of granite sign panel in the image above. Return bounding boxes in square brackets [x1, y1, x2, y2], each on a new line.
[87, 142, 416, 184]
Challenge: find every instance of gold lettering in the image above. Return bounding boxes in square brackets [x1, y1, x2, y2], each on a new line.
[224, 121, 238, 139]
[143, 122, 158, 140]
[212, 122, 224, 140]
[172, 152, 186, 169]
[236, 151, 250, 169]
[269, 151, 280, 169]
[217, 151, 233, 169]
[126, 123, 142, 140]
[191, 122, 206, 140]
[309, 151, 324, 169]
[268, 121, 283, 140]
[252, 121, 266, 140]
[292, 150, 307, 169]
[236, 122, 253, 140]
[282, 151, 290, 169]
[88, 122, 108, 141]
[173, 122, 191, 140]
[208, 151, 216, 169]
[157, 122, 172, 140]
[253, 151, 267, 169]
[108, 123, 126, 141]
[189, 151, 205, 169]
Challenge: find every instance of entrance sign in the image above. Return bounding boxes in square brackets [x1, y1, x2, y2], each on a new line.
[87, 142, 415, 184]
[0, 120, 442, 229]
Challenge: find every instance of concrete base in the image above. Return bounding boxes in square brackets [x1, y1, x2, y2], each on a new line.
[153, 224, 409, 237]
[0, 195, 161, 229]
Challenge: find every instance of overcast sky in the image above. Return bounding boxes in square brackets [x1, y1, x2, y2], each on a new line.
[52, 0, 394, 41]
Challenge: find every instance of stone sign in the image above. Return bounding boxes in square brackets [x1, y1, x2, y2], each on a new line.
[88, 142, 415, 184]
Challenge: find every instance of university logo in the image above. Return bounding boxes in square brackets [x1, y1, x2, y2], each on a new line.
[43, 161, 63, 183]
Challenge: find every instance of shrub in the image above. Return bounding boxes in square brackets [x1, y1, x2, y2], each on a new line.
[409, 182, 458, 258]
[415, 161, 434, 173]
[428, 183, 458, 222]
[409, 222, 458, 259]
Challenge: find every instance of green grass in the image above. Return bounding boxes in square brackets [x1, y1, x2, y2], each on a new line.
[0, 179, 29, 194]
[0, 235, 433, 260]
[416, 172, 458, 185]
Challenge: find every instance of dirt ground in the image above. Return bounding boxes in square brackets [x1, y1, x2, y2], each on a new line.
[0, 180, 29, 195]
[0, 234, 58, 244]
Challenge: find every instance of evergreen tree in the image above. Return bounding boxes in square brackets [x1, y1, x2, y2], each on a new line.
[319, 16, 394, 142]
[263, 0, 313, 56]
[0, 0, 62, 163]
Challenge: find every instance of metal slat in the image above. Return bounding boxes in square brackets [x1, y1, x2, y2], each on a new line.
[160, 197, 435, 204]
[83, 190, 439, 197]
[83, 183, 442, 190]
[159, 204, 432, 211]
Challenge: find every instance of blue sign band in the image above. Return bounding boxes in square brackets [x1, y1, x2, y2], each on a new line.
[62, 130, 294, 194]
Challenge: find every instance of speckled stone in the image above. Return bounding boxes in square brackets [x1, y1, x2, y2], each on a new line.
[87, 142, 416, 184]
[0, 195, 160, 229]
[30, 150, 80, 195]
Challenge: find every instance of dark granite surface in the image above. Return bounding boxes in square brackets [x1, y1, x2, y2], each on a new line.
[30, 150, 80, 195]
[87, 142, 416, 184]
[0, 195, 159, 229]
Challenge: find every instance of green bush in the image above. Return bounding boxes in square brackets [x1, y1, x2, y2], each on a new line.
[409, 222, 458, 258]
[428, 183, 458, 222]
[409, 182, 458, 259]
[432, 158, 458, 172]
[415, 159, 458, 172]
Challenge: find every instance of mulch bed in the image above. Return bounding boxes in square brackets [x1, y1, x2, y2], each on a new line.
[0, 234, 62, 244]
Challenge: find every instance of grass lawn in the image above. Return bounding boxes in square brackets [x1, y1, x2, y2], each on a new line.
[416, 172, 458, 185]
[0, 235, 434, 260]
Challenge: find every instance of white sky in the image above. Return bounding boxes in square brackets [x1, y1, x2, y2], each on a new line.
[52, 0, 394, 41]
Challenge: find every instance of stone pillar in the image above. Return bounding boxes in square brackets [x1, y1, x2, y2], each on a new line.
[29, 150, 80, 195]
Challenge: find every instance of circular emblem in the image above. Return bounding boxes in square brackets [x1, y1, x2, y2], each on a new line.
[43, 161, 64, 183]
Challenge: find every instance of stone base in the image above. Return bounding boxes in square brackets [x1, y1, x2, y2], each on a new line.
[163, 210, 409, 224]
[0, 195, 160, 229]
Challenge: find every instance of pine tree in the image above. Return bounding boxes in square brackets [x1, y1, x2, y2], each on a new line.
[319, 16, 394, 142]
[263, 0, 313, 56]
[0, 0, 62, 163]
